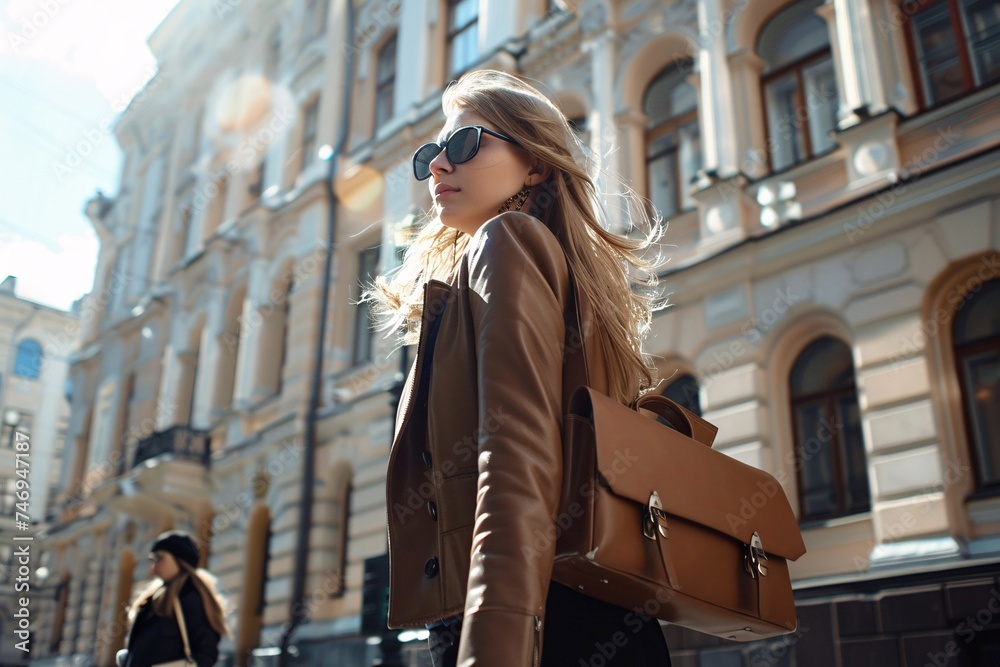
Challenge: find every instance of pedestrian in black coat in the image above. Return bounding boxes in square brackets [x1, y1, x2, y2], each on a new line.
[117, 531, 229, 667]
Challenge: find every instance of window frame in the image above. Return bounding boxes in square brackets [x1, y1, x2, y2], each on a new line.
[788, 338, 871, 524]
[352, 246, 381, 366]
[759, 45, 839, 175]
[305, 0, 328, 41]
[446, 0, 480, 77]
[300, 97, 320, 174]
[953, 279, 1000, 492]
[644, 61, 701, 219]
[903, 0, 1000, 111]
[13, 338, 43, 379]
[375, 33, 398, 132]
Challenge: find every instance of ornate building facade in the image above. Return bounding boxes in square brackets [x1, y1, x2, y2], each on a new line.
[0, 275, 76, 666]
[32, 0, 1000, 665]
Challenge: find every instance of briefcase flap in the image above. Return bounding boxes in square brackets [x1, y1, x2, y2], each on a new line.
[572, 386, 806, 561]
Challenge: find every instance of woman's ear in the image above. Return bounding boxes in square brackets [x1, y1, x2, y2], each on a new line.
[527, 161, 553, 187]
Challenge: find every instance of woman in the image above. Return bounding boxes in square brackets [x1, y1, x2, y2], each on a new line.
[370, 70, 670, 666]
[117, 531, 229, 667]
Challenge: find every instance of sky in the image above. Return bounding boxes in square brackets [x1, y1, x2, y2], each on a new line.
[0, 0, 183, 312]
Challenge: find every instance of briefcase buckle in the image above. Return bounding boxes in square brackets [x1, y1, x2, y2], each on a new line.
[642, 491, 669, 540]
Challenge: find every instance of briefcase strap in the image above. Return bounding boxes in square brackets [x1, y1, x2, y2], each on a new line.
[562, 271, 716, 448]
[172, 596, 193, 663]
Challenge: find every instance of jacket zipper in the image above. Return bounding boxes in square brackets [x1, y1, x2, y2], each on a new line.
[533, 615, 541, 667]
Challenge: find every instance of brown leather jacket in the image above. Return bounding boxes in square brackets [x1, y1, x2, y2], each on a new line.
[386, 212, 609, 666]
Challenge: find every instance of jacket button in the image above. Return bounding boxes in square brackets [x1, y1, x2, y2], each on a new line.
[427, 502, 437, 521]
[422, 451, 433, 467]
[424, 557, 439, 578]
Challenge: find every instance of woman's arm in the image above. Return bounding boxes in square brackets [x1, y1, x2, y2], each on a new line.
[457, 212, 570, 667]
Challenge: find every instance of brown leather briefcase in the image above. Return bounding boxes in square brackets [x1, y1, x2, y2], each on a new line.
[553, 278, 807, 641]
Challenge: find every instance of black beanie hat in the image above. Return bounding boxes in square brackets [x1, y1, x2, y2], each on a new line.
[150, 531, 200, 569]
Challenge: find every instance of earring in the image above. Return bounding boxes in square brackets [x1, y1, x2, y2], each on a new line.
[498, 184, 532, 214]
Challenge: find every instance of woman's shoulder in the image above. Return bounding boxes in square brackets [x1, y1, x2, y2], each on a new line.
[178, 578, 204, 608]
[471, 211, 559, 249]
[468, 212, 566, 277]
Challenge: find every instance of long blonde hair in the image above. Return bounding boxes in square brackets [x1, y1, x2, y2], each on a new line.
[128, 560, 231, 638]
[367, 70, 666, 404]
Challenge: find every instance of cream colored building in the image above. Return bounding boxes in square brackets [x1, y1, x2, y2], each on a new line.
[33, 0, 1000, 665]
[0, 275, 76, 666]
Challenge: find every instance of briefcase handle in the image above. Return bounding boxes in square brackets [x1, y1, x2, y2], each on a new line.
[562, 269, 717, 449]
[633, 392, 718, 448]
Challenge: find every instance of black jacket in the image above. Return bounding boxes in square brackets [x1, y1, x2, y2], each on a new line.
[125, 578, 220, 667]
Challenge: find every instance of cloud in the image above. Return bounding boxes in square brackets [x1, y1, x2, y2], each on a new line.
[0, 229, 98, 312]
[1, 0, 179, 105]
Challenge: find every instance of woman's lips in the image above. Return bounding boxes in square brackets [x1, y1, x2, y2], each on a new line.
[434, 184, 459, 198]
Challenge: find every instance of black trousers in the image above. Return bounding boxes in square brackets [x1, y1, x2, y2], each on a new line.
[427, 582, 672, 667]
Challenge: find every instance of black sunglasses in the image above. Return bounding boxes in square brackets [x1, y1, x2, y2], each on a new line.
[412, 125, 520, 181]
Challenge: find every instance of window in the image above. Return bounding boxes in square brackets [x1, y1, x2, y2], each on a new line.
[906, 0, 1000, 108]
[758, 0, 839, 173]
[305, 0, 328, 40]
[130, 154, 166, 296]
[178, 203, 194, 258]
[1, 411, 30, 449]
[661, 374, 702, 417]
[353, 246, 380, 365]
[789, 336, 870, 522]
[447, 0, 479, 76]
[300, 98, 320, 173]
[644, 61, 701, 218]
[0, 544, 11, 583]
[266, 28, 282, 79]
[375, 34, 397, 131]
[954, 278, 1000, 489]
[0, 478, 15, 515]
[249, 160, 266, 200]
[256, 278, 292, 397]
[14, 338, 42, 378]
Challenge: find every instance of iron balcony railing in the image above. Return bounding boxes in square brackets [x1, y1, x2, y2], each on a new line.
[132, 426, 211, 469]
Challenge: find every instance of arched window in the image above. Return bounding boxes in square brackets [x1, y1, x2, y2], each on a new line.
[14, 338, 43, 379]
[789, 336, 870, 521]
[954, 278, 1000, 489]
[644, 60, 701, 219]
[375, 33, 397, 131]
[757, 0, 840, 173]
[662, 373, 702, 417]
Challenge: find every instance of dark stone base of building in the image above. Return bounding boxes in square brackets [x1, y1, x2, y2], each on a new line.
[667, 562, 1000, 667]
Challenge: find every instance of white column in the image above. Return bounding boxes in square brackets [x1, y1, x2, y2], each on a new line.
[696, 0, 739, 174]
[584, 26, 624, 231]
[831, 0, 887, 125]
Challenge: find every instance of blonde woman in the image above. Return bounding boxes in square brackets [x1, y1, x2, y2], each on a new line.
[117, 531, 229, 667]
[371, 70, 671, 666]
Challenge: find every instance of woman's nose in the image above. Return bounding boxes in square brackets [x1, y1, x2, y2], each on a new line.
[428, 147, 452, 178]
